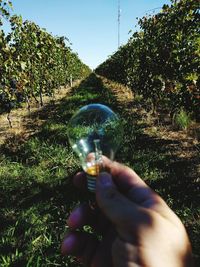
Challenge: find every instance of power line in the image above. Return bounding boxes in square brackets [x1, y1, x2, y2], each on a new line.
[144, 7, 162, 14]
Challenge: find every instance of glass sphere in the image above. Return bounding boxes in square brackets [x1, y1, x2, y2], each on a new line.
[67, 104, 123, 190]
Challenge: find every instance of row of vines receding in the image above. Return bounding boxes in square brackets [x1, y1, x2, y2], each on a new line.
[0, 0, 91, 126]
[95, 0, 200, 120]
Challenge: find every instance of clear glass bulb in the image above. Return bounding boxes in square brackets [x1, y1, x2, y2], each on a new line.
[67, 103, 123, 192]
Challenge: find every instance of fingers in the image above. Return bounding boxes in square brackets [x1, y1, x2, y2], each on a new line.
[102, 159, 176, 220]
[112, 237, 141, 267]
[96, 172, 151, 242]
[73, 159, 169, 221]
[67, 203, 92, 229]
[73, 159, 156, 206]
[61, 231, 99, 266]
[103, 158, 161, 208]
[102, 157, 164, 210]
[61, 229, 116, 267]
[92, 228, 116, 267]
[73, 157, 148, 192]
[67, 202, 110, 234]
[103, 157, 150, 193]
[73, 171, 87, 190]
[73, 159, 161, 208]
[73, 157, 147, 193]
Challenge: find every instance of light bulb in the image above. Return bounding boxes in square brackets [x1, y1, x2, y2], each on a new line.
[67, 103, 123, 192]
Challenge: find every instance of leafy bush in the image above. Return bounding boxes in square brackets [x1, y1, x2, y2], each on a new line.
[96, 0, 200, 118]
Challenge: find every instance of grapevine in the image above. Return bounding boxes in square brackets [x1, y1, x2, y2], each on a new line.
[96, 0, 200, 119]
[0, 2, 91, 126]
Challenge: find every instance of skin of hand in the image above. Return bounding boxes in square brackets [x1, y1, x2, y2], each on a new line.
[61, 158, 193, 267]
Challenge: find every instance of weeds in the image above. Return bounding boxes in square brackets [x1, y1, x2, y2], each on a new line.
[173, 109, 192, 130]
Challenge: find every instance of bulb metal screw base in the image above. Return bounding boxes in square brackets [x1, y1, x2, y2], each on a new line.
[87, 174, 96, 192]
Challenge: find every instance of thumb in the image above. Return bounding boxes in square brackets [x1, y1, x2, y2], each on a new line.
[96, 172, 148, 242]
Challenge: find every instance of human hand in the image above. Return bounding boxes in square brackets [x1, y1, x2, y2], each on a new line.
[61, 158, 193, 267]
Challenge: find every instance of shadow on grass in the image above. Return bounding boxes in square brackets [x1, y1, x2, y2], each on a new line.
[0, 73, 199, 265]
[0, 73, 120, 266]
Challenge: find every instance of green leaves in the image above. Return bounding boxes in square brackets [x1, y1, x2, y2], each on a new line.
[96, 0, 200, 118]
[0, 6, 91, 115]
[0, 0, 12, 25]
[20, 61, 26, 71]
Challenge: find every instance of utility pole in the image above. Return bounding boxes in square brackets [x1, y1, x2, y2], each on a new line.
[118, 0, 121, 48]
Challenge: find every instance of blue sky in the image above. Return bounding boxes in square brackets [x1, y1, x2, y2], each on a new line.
[3, 0, 171, 69]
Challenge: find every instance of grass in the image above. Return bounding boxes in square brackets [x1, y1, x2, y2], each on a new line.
[173, 108, 192, 130]
[0, 73, 199, 266]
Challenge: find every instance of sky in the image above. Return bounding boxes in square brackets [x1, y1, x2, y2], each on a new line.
[3, 0, 171, 70]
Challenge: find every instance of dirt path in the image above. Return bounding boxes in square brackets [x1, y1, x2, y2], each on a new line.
[0, 84, 79, 145]
[101, 76, 199, 174]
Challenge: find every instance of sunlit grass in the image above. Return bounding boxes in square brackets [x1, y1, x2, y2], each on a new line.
[0, 74, 199, 266]
[173, 109, 192, 130]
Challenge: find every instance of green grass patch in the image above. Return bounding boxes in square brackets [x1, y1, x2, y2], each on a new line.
[0, 74, 199, 266]
[173, 108, 192, 130]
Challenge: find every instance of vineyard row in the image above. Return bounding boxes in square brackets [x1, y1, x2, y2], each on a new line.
[95, 0, 200, 120]
[0, 0, 91, 125]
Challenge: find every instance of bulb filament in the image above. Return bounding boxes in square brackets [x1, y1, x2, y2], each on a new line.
[86, 139, 103, 176]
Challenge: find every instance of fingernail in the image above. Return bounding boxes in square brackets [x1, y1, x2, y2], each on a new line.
[67, 206, 82, 228]
[61, 234, 76, 254]
[98, 172, 113, 187]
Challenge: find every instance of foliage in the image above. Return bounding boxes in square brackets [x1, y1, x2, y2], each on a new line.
[95, 0, 200, 119]
[0, 3, 91, 118]
[0, 0, 13, 26]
